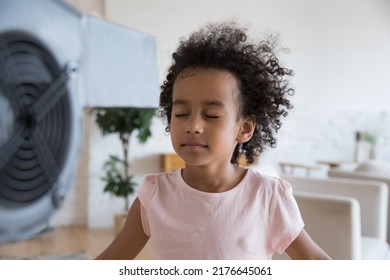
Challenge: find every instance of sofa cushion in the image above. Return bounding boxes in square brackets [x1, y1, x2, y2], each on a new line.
[356, 160, 390, 176]
[361, 236, 390, 260]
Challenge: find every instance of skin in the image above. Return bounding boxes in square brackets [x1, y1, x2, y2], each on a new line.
[96, 68, 330, 260]
[170, 68, 254, 193]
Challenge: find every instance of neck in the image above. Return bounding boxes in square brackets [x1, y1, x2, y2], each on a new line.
[181, 163, 247, 193]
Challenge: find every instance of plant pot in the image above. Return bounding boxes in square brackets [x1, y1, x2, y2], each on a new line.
[114, 212, 127, 236]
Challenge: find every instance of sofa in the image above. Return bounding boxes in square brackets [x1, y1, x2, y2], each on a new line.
[328, 160, 390, 243]
[274, 176, 390, 260]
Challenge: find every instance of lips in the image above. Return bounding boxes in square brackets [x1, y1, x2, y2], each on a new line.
[181, 140, 207, 148]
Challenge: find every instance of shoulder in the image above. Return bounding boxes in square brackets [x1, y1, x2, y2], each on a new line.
[140, 171, 176, 192]
[247, 168, 288, 187]
[246, 168, 292, 195]
[142, 170, 178, 186]
[138, 171, 175, 203]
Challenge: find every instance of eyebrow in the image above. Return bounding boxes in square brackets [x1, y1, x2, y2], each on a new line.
[172, 98, 225, 107]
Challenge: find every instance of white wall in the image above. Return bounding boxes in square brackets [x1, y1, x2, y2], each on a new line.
[69, 0, 390, 228]
[106, 0, 390, 112]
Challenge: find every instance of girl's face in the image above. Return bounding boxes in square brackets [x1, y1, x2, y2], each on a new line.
[170, 68, 252, 168]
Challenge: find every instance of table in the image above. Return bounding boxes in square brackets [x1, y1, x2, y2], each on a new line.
[317, 160, 356, 170]
[279, 162, 321, 177]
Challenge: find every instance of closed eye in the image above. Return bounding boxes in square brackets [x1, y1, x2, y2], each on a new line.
[174, 114, 188, 117]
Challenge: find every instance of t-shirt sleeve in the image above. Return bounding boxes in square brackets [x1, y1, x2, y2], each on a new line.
[268, 179, 304, 254]
[137, 175, 158, 237]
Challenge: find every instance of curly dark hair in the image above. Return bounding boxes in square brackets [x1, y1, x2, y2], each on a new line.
[159, 21, 294, 165]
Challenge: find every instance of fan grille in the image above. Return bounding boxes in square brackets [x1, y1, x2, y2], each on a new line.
[0, 32, 71, 203]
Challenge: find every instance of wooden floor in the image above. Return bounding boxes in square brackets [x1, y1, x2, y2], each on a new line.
[0, 226, 153, 260]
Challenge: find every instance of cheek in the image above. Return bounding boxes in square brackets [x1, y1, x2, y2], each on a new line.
[211, 126, 234, 141]
[169, 118, 180, 133]
[170, 123, 180, 142]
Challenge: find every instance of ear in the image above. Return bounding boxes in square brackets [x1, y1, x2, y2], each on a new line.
[237, 116, 255, 144]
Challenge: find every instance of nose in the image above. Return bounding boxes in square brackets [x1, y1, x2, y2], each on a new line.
[186, 114, 203, 134]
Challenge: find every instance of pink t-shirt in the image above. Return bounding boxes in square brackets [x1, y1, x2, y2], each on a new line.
[138, 168, 304, 260]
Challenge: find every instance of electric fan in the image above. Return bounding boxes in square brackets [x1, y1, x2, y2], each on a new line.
[0, 0, 158, 242]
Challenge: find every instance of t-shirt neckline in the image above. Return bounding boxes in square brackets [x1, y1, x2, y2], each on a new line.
[175, 168, 252, 197]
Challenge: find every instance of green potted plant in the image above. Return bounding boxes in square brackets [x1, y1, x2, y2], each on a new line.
[93, 107, 155, 234]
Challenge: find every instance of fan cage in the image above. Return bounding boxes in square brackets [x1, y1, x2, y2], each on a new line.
[0, 32, 71, 203]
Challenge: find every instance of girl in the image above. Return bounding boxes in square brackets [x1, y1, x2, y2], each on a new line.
[96, 21, 330, 260]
